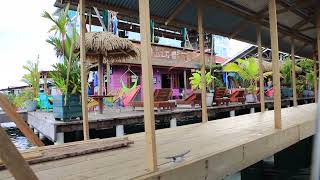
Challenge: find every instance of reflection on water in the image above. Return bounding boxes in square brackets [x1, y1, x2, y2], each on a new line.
[1, 123, 33, 150]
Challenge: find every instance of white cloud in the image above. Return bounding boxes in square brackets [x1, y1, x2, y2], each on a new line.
[0, 0, 57, 89]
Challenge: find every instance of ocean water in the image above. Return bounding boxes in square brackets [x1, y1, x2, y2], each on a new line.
[1, 123, 33, 150]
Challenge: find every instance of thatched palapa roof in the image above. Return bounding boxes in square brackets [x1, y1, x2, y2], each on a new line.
[80, 32, 140, 64]
[255, 58, 302, 73]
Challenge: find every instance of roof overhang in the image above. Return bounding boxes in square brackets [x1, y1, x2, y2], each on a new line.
[55, 0, 319, 58]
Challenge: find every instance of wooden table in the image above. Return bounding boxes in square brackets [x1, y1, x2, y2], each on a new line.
[89, 95, 114, 114]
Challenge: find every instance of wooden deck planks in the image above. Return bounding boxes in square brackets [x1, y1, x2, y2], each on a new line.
[0, 104, 316, 180]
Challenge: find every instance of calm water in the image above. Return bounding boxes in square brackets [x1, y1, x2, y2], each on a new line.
[1, 123, 33, 150]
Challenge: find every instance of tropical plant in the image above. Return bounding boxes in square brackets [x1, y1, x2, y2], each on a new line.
[189, 70, 214, 91]
[42, 3, 70, 55]
[280, 58, 292, 86]
[44, 5, 81, 102]
[223, 57, 260, 94]
[297, 58, 315, 90]
[3, 90, 34, 109]
[22, 59, 40, 99]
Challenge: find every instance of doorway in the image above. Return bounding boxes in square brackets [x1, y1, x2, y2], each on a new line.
[161, 74, 171, 88]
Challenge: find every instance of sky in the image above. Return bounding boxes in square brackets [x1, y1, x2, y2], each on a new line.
[0, 1, 250, 89]
[0, 0, 57, 89]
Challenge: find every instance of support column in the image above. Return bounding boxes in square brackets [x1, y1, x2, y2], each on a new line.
[314, 53, 318, 103]
[183, 70, 187, 91]
[80, 0, 90, 140]
[211, 34, 216, 89]
[230, 110, 235, 117]
[106, 62, 111, 93]
[291, 38, 298, 107]
[98, 58, 104, 114]
[116, 125, 124, 137]
[139, 0, 157, 172]
[318, 12, 320, 100]
[257, 25, 265, 112]
[44, 73, 48, 95]
[197, 2, 208, 123]
[98, 58, 104, 95]
[55, 133, 64, 145]
[88, 9, 92, 32]
[269, 0, 282, 129]
[170, 118, 177, 128]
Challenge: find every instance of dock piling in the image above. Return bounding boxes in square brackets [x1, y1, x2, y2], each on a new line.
[230, 110, 235, 117]
[55, 133, 64, 145]
[116, 125, 124, 137]
[170, 118, 177, 128]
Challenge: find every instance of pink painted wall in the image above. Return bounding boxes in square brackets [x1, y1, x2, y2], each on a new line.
[110, 65, 192, 100]
[110, 66, 128, 90]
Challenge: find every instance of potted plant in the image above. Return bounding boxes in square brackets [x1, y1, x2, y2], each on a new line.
[21, 60, 40, 111]
[44, 5, 82, 121]
[189, 70, 215, 106]
[297, 58, 315, 97]
[224, 57, 266, 103]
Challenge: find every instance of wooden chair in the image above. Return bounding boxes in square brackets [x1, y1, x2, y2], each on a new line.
[214, 87, 230, 106]
[176, 92, 202, 107]
[131, 88, 175, 110]
[229, 89, 245, 104]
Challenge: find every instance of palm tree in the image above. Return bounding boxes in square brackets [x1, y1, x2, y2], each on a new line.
[22, 57, 40, 98]
[42, 3, 70, 55]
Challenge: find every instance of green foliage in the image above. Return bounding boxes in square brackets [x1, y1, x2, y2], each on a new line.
[213, 75, 225, 88]
[22, 59, 40, 99]
[297, 58, 315, 90]
[189, 70, 214, 91]
[3, 90, 34, 109]
[223, 57, 259, 94]
[211, 64, 222, 71]
[280, 58, 293, 86]
[44, 4, 81, 97]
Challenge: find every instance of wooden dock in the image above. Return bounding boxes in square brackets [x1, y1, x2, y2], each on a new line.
[0, 103, 315, 180]
[26, 97, 314, 143]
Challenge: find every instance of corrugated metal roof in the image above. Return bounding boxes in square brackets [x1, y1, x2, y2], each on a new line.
[58, 0, 317, 58]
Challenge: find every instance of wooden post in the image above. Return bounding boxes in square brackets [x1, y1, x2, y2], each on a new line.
[44, 73, 48, 95]
[257, 25, 265, 112]
[0, 126, 38, 180]
[98, 57, 104, 95]
[98, 57, 104, 114]
[106, 62, 111, 93]
[88, 9, 92, 32]
[268, 0, 282, 129]
[80, 0, 90, 140]
[314, 53, 318, 103]
[183, 70, 187, 90]
[0, 94, 44, 147]
[317, 12, 320, 102]
[291, 38, 298, 107]
[211, 34, 216, 89]
[139, 0, 157, 172]
[197, 2, 208, 123]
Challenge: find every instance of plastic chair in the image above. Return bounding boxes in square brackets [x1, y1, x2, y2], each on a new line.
[39, 93, 52, 112]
